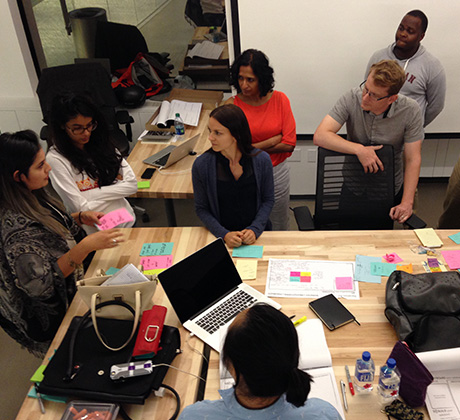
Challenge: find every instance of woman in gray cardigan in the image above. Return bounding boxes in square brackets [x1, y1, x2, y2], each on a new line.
[192, 105, 274, 248]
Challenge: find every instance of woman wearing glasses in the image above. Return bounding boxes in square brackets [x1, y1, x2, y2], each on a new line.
[46, 94, 138, 234]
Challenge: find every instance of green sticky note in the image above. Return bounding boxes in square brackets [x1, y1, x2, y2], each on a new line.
[232, 245, 264, 258]
[140, 242, 174, 256]
[448, 232, 460, 245]
[138, 180, 150, 189]
[105, 267, 120, 275]
[30, 365, 47, 383]
[370, 262, 397, 277]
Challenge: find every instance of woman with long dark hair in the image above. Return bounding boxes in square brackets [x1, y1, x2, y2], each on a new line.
[179, 304, 342, 419]
[0, 130, 123, 356]
[192, 104, 274, 248]
[46, 93, 138, 234]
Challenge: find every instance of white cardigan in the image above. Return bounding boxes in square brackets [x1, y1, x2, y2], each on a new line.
[47, 147, 138, 234]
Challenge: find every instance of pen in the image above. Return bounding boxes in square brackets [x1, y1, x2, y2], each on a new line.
[345, 365, 355, 396]
[289, 314, 296, 320]
[340, 380, 348, 412]
[293, 316, 307, 327]
[34, 383, 45, 414]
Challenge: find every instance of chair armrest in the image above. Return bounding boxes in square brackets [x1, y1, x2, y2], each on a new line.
[404, 213, 427, 229]
[292, 206, 315, 231]
[116, 110, 134, 142]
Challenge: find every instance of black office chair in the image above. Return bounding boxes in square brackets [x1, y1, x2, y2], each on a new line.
[292, 146, 426, 230]
[94, 21, 173, 77]
[36, 62, 133, 155]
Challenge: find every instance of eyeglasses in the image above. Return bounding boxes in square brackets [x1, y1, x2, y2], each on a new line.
[359, 81, 391, 102]
[66, 121, 98, 135]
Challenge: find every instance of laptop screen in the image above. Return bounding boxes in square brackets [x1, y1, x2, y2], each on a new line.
[159, 238, 242, 324]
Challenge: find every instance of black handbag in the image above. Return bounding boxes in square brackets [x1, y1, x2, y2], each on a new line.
[385, 270, 460, 352]
[38, 301, 181, 404]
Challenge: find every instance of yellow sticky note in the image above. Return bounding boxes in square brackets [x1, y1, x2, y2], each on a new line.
[396, 263, 413, 273]
[138, 180, 150, 189]
[143, 268, 165, 276]
[414, 228, 443, 248]
[30, 365, 47, 383]
[236, 259, 258, 280]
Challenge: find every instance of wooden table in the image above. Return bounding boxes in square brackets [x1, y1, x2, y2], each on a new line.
[16, 227, 215, 420]
[127, 106, 212, 226]
[202, 229, 459, 419]
[17, 228, 458, 419]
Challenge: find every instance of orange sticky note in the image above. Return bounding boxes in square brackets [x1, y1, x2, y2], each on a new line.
[396, 263, 413, 273]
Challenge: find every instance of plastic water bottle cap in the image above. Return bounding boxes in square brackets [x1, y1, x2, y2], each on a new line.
[362, 351, 371, 361]
[387, 358, 396, 369]
[175, 113, 180, 117]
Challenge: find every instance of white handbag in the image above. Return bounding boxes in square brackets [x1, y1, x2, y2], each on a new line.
[76, 270, 157, 351]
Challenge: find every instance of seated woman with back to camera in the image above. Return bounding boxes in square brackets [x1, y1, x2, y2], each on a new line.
[192, 104, 274, 248]
[0, 130, 123, 356]
[179, 303, 342, 419]
[46, 93, 138, 235]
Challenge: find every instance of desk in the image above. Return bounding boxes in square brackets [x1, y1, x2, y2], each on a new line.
[17, 228, 458, 419]
[16, 227, 215, 420]
[127, 89, 221, 226]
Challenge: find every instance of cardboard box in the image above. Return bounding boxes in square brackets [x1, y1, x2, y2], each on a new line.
[145, 89, 223, 131]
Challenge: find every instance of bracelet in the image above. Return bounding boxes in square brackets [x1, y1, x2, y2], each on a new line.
[78, 211, 83, 225]
[67, 252, 78, 269]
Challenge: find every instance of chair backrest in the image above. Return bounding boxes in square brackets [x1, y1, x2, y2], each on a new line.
[314, 145, 395, 230]
[95, 21, 148, 72]
[36, 62, 129, 154]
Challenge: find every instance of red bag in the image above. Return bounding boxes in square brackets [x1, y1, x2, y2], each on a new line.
[112, 52, 164, 97]
[132, 305, 167, 358]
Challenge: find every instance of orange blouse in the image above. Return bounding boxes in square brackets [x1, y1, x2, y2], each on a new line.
[234, 91, 296, 166]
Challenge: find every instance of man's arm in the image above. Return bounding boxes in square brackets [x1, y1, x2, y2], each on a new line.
[389, 140, 422, 222]
[424, 69, 446, 127]
[313, 115, 384, 173]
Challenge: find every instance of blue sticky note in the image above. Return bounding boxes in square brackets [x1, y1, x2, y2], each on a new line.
[105, 267, 120, 275]
[140, 242, 174, 256]
[232, 245, 264, 259]
[28, 386, 67, 403]
[370, 262, 397, 277]
[355, 255, 382, 283]
[448, 232, 460, 245]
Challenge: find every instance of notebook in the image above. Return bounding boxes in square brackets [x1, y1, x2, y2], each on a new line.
[158, 238, 281, 352]
[143, 134, 199, 168]
[309, 293, 360, 330]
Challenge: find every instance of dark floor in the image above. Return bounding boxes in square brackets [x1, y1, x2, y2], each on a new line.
[1, 179, 449, 419]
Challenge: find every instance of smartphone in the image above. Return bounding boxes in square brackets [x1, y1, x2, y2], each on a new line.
[141, 168, 156, 179]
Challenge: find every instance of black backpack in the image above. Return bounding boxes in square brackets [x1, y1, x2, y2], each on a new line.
[385, 270, 460, 352]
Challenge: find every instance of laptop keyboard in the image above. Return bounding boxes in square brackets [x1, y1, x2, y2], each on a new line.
[154, 153, 170, 167]
[196, 290, 257, 334]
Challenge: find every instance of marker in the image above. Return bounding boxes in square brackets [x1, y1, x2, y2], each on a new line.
[34, 383, 45, 414]
[345, 365, 355, 395]
[293, 316, 307, 327]
[340, 380, 348, 412]
[289, 315, 296, 320]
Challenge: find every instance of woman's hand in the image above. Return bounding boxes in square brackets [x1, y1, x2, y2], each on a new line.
[241, 229, 256, 245]
[224, 231, 243, 248]
[79, 211, 104, 226]
[82, 228, 125, 252]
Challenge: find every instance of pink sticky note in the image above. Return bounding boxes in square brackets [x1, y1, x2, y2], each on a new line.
[335, 276, 353, 290]
[441, 250, 460, 270]
[140, 255, 173, 271]
[383, 253, 403, 264]
[98, 208, 134, 230]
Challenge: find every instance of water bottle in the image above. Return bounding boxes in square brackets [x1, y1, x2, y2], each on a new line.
[377, 358, 401, 406]
[174, 113, 185, 138]
[353, 351, 375, 393]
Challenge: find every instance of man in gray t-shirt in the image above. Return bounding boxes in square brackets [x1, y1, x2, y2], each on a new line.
[314, 60, 424, 224]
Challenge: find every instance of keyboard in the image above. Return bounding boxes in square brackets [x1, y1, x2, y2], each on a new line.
[154, 153, 170, 167]
[196, 290, 257, 334]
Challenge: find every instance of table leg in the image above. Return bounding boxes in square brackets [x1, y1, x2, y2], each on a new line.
[165, 199, 177, 227]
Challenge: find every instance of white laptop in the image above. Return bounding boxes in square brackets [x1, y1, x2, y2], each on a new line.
[143, 133, 199, 169]
[158, 238, 281, 352]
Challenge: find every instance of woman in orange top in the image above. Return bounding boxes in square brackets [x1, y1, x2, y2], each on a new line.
[226, 49, 296, 230]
